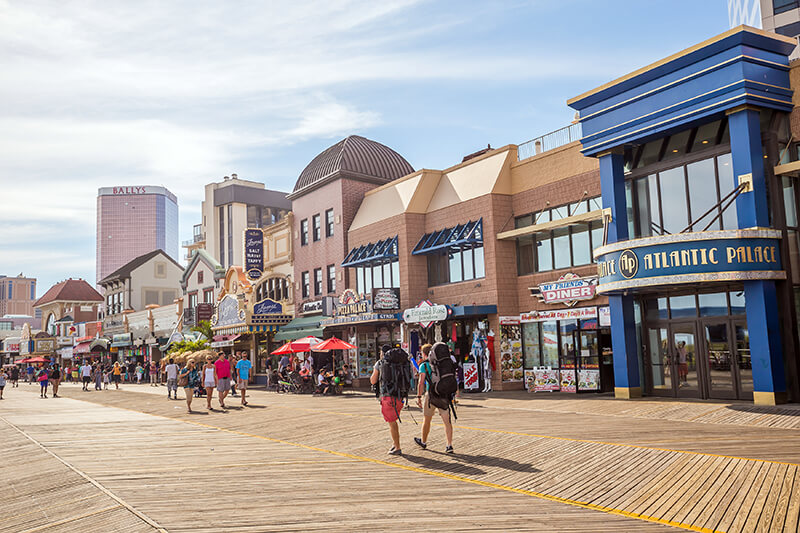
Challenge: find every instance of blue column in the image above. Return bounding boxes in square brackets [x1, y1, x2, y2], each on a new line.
[599, 150, 641, 399]
[727, 107, 787, 405]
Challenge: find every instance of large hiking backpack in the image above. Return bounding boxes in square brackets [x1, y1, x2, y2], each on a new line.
[379, 348, 412, 399]
[427, 342, 458, 418]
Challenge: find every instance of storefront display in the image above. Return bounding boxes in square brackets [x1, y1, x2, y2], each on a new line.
[528, 367, 559, 392]
[499, 317, 523, 382]
[357, 332, 377, 378]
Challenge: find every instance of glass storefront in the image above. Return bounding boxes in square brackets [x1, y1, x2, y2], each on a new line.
[642, 290, 751, 400]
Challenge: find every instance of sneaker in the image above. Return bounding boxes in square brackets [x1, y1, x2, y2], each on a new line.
[388, 447, 403, 456]
[414, 437, 427, 450]
[445, 446, 454, 454]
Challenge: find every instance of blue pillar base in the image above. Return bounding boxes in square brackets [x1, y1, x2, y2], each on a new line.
[614, 386, 642, 399]
[609, 294, 641, 393]
[744, 279, 787, 401]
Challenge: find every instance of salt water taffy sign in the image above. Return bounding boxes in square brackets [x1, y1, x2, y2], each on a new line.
[593, 229, 785, 293]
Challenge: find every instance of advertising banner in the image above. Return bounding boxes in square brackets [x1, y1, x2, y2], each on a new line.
[520, 307, 597, 323]
[560, 369, 577, 393]
[594, 229, 784, 293]
[463, 362, 479, 390]
[372, 288, 400, 311]
[529, 367, 560, 392]
[244, 228, 264, 281]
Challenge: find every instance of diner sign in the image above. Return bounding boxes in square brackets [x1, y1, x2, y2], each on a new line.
[244, 228, 264, 281]
[594, 229, 784, 293]
[538, 273, 596, 306]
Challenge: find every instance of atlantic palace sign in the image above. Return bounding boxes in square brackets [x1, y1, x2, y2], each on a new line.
[593, 229, 785, 293]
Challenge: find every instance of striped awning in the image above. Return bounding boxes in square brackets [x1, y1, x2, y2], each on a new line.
[213, 324, 249, 335]
[248, 325, 280, 333]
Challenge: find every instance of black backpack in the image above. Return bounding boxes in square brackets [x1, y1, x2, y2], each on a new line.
[379, 348, 412, 399]
[427, 342, 458, 419]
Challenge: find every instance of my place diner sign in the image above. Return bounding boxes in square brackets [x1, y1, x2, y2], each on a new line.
[593, 229, 785, 293]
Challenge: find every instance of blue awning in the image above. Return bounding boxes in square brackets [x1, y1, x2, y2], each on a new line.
[412, 219, 483, 255]
[450, 305, 497, 317]
[342, 236, 398, 267]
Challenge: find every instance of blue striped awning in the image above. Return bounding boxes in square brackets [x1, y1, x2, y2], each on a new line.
[412, 219, 483, 255]
[248, 325, 280, 333]
[342, 236, 398, 267]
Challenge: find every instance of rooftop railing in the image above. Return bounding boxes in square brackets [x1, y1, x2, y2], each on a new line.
[181, 233, 205, 247]
[517, 122, 582, 161]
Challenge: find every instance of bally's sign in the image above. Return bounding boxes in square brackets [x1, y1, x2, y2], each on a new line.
[593, 229, 785, 293]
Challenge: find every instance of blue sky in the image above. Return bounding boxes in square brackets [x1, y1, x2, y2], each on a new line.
[0, 0, 733, 297]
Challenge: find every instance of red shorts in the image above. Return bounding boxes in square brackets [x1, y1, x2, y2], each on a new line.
[380, 396, 404, 422]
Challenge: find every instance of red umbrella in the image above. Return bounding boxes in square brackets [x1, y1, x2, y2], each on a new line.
[314, 337, 356, 351]
[16, 358, 31, 364]
[26, 357, 50, 363]
[270, 336, 322, 355]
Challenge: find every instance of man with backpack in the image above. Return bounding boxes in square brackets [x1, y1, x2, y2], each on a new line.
[414, 342, 456, 453]
[370, 344, 412, 456]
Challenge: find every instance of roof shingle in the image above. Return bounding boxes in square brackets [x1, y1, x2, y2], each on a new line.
[34, 279, 103, 307]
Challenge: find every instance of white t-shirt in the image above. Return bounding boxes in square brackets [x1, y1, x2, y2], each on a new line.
[317, 373, 325, 386]
[165, 363, 179, 380]
[80, 364, 91, 377]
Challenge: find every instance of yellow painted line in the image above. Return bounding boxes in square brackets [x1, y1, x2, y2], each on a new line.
[251, 401, 800, 467]
[179, 418, 715, 533]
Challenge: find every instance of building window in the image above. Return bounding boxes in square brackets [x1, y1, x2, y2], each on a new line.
[301, 271, 310, 298]
[327, 264, 336, 293]
[255, 277, 290, 301]
[144, 290, 159, 306]
[198, 270, 204, 284]
[515, 198, 603, 275]
[219, 206, 225, 267]
[414, 221, 484, 287]
[203, 289, 214, 304]
[7, 283, 11, 300]
[155, 262, 166, 278]
[188, 292, 198, 309]
[312, 214, 321, 241]
[325, 209, 334, 237]
[313, 268, 323, 296]
[300, 219, 309, 246]
[30, 282, 35, 300]
[774, 0, 800, 15]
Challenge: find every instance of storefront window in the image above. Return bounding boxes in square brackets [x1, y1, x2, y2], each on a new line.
[522, 322, 540, 368]
[729, 291, 746, 314]
[698, 292, 728, 317]
[659, 167, 688, 234]
[426, 244, 484, 286]
[717, 153, 737, 229]
[669, 295, 697, 318]
[536, 234, 553, 271]
[687, 158, 721, 230]
[541, 321, 559, 367]
[553, 227, 571, 269]
[645, 297, 668, 320]
[783, 177, 798, 227]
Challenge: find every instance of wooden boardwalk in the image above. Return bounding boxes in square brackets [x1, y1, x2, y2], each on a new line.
[2, 383, 799, 532]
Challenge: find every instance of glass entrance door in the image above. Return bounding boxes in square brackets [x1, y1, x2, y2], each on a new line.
[702, 321, 736, 399]
[733, 322, 753, 400]
[670, 323, 700, 398]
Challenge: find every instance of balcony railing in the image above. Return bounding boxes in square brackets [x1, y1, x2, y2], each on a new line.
[182, 233, 206, 247]
[517, 123, 582, 161]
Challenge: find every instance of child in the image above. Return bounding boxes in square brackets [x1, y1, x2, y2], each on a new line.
[103, 368, 110, 390]
[0, 368, 7, 399]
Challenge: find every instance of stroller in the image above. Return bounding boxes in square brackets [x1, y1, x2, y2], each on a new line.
[276, 369, 299, 393]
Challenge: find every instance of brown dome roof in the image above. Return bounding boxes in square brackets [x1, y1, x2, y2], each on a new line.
[292, 135, 413, 195]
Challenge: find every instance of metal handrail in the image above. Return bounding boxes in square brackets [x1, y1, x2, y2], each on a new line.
[518, 123, 582, 161]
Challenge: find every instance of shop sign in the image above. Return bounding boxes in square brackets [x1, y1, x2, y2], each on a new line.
[499, 316, 520, 325]
[598, 306, 611, 327]
[335, 290, 372, 317]
[529, 367, 560, 392]
[253, 298, 283, 315]
[145, 336, 158, 345]
[578, 369, 600, 391]
[59, 346, 73, 359]
[594, 230, 784, 293]
[133, 339, 144, 347]
[196, 303, 214, 322]
[3, 339, 20, 352]
[111, 333, 132, 347]
[538, 273, 596, 306]
[403, 300, 449, 328]
[19, 341, 31, 355]
[212, 295, 245, 328]
[35, 339, 56, 353]
[211, 339, 234, 348]
[244, 228, 264, 281]
[463, 362, 479, 390]
[520, 306, 597, 323]
[372, 288, 400, 311]
[560, 369, 577, 393]
[57, 336, 73, 346]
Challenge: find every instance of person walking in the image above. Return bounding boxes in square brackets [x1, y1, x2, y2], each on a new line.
[50, 363, 62, 398]
[94, 362, 103, 391]
[0, 367, 7, 399]
[103, 367, 110, 389]
[165, 358, 179, 400]
[414, 344, 455, 454]
[80, 360, 92, 391]
[135, 363, 144, 384]
[214, 352, 232, 409]
[178, 360, 201, 413]
[10, 365, 19, 387]
[235, 353, 252, 406]
[149, 362, 158, 386]
[26, 364, 34, 384]
[202, 356, 217, 410]
[112, 362, 122, 389]
[230, 352, 238, 398]
[71, 365, 79, 383]
[37, 365, 49, 398]
[370, 345, 412, 456]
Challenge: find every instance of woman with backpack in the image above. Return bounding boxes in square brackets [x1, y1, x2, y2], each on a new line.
[414, 343, 455, 453]
[370, 345, 412, 456]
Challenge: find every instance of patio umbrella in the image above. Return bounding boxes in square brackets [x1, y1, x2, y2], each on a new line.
[26, 357, 50, 364]
[16, 358, 31, 364]
[270, 336, 322, 355]
[314, 337, 356, 351]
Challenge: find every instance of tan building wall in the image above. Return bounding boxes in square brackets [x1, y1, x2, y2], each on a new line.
[0, 276, 36, 317]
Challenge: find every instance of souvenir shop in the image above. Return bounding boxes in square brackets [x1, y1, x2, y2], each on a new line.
[322, 289, 402, 386]
[504, 306, 614, 394]
[402, 300, 496, 393]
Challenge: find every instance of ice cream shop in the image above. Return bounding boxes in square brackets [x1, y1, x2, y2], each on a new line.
[568, 26, 800, 404]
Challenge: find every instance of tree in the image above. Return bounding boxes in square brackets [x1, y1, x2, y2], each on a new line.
[167, 338, 209, 355]
[191, 320, 214, 341]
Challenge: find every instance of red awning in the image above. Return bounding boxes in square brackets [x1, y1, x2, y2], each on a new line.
[212, 334, 241, 343]
[73, 341, 92, 354]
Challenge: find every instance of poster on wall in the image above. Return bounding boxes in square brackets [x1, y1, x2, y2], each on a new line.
[463, 362, 480, 390]
[560, 369, 577, 393]
[598, 306, 611, 327]
[500, 323, 523, 381]
[528, 367, 560, 392]
[578, 369, 600, 391]
[244, 228, 264, 281]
